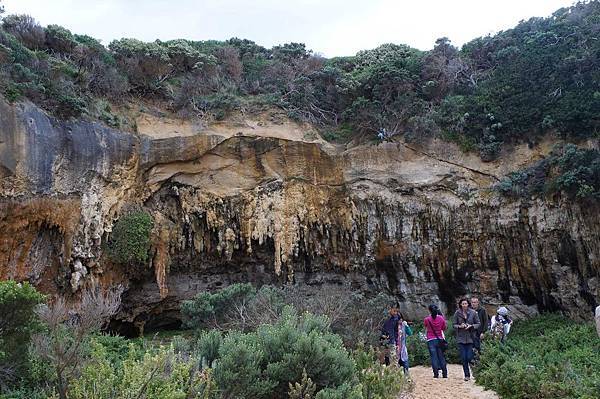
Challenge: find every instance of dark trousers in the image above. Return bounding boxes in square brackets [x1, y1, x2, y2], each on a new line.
[473, 333, 482, 353]
[399, 358, 409, 374]
[427, 339, 447, 377]
[458, 343, 474, 378]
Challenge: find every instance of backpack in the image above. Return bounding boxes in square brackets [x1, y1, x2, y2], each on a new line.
[491, 315, 509, 341]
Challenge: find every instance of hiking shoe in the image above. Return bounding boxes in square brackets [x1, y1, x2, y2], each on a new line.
[464, 377, 470, 381]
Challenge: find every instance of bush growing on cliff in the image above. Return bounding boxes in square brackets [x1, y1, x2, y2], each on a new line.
[475, 314, 600, 399]
[107, 210, 154, 265]
[496, 144, 600, 201]
[0, 281, 44, 388]
[2, 1, 600, 154]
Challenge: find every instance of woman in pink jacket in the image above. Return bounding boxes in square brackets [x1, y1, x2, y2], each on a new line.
[424, 304, 448, 378]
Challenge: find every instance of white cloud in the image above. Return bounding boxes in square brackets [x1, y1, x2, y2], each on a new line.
[2, 0, 576, 56]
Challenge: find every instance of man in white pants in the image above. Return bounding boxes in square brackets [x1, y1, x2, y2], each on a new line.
[596, 305, 600, 337]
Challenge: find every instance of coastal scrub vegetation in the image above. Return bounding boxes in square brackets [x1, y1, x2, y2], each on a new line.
[495, 144, 600, 201]
[0, 1, 598, 162]
[475, 314, 600, 399]
[1, 280, 597, 399]
[0, 281, 411, 399]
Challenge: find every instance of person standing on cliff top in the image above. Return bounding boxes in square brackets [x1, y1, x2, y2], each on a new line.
[470, 297, 488, 355]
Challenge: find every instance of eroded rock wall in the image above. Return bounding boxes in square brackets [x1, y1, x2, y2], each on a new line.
[1, 99, 598, 332]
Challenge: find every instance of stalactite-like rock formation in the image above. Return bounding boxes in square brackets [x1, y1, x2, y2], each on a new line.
[1, 98, 598, 333]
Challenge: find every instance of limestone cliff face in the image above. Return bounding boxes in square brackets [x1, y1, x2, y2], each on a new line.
[1, 98, 598, 333]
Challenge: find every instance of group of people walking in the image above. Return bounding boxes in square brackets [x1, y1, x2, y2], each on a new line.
[381, 296, 513, 381]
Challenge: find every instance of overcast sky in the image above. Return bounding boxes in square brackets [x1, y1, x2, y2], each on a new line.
[3, 0, 576, 57]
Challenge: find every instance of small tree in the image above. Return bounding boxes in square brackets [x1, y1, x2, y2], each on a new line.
[1, 14, 45, 49]
[32, 289, 121, 399]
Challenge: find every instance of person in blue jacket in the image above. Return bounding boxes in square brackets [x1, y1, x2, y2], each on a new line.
[381, 306, 398, 354]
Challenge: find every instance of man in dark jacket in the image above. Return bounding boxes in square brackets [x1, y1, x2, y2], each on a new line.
[380, 306, 399, 365]
[471, 297, 488, 354]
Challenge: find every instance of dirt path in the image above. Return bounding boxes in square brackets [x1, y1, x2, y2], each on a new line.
[407, 364, 499, 399]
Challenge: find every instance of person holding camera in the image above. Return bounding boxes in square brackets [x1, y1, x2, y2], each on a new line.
[453, 297, 480, 381]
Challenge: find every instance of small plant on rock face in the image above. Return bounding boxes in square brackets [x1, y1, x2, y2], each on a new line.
[107, 210, 154, 265]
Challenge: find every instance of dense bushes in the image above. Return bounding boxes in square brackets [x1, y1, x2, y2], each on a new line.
[107, 210, 154, 265]
[182, 283, 394, 346]
[4, 277, 597, 399]
[206, 309, 356, 398]
[2, 1, 599, 155]
[69, 341, 218, 399]
[3, 281, 409, 399]
[475, 314, 600, 399]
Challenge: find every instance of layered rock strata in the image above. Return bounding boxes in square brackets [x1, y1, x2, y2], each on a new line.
[1, 99, 598, 333]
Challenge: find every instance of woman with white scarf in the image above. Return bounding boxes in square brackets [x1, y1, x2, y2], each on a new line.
[395, 312, 413, 375]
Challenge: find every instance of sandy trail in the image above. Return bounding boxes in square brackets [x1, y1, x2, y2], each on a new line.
[407, 364, 499, 399]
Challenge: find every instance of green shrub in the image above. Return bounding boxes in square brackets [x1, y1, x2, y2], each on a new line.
[107, 210, 154, 265]
[475, 314, 600, 399]
[314, 383, 363, 399]
[352, 346, 411, 399]
[192, 91, 243, 120]
[443, 131, 477, 153]
[321, 125, 353, 143]
[181, 283, 257, 330]
[196, 329, 223, 367]
[211, 309, 355, 399]
[496, 144, 600, 201]
[70, 342, 219, 399]
[288, 369, 317, 399]
[0, 280, 44, 386]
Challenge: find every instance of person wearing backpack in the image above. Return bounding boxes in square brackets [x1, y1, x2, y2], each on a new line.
[490, 306, 513, 343]
[424, 304, 448, 378]
[453, 297, 480, 381]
